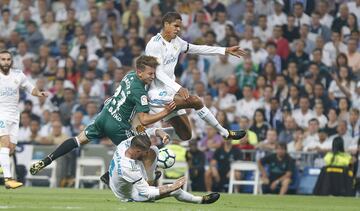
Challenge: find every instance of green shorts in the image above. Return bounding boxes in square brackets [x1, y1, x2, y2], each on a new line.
[84, 110, 134, 145]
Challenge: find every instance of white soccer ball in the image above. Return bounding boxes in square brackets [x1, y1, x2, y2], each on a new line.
[157, 148, 176, 169]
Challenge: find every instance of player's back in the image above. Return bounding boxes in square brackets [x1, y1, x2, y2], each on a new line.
[0, 68, 31, 122]
[103, 71, 148, 124]
[109, 138, 144, 201]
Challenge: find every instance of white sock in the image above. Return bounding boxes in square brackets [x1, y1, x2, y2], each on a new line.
[170, 189, 202, 204]
[0, 147, 11, 178]
[196, 106, 229, 137]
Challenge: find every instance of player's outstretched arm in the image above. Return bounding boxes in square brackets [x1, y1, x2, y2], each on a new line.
[157, 176, 185, 198]
[137, 101, 176, 126]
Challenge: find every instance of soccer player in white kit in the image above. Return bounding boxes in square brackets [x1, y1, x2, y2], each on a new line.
[0, 50, 48, 189]
[109, 133, 220, 204]
[145, 12, 247, 141]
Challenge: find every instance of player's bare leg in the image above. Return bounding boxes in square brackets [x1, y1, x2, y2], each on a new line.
[167, 115, 192, 140]
[0, 135, 22, 189]
[173, 94, 247, 140]
[30, 131, 89, 175]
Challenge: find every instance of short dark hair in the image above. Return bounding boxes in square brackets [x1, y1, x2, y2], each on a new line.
[276, 143, 288, 151]
[0, 49, 12, 56]
[131, 134, 151, 151]
[162, 12, 182, 27]
[136, 55, 159, 71]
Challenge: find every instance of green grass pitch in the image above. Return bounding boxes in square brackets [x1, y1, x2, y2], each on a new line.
[0, 187, 359, 211]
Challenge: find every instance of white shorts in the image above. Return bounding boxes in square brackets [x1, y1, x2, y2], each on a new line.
[0, 119, 19, 144]
[147, 88, 186, 121]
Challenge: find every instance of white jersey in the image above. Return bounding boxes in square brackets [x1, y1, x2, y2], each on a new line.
[109, 138, 160, 202]
[0, 68, 34, 122]
[145, 33, 225, 96]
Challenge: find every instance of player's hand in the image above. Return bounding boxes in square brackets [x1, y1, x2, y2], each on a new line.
[261, 176, 269, 185]
[164, 101, 176, 113]
[225, 46, 247, 58]
[177, 87, 189, 100]
[172, 176, 186, 190]
[38, 91, 49, 97]
[161, 134, 170, 145]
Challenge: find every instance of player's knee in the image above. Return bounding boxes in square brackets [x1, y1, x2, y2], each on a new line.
[189, 96, 203, 110]
[77, 132, 89, 145]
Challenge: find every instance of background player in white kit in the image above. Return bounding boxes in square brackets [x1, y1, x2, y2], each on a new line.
[145, 12, 247, 141]
[0, 50, 48, 189]
[109, 133, 220, 204]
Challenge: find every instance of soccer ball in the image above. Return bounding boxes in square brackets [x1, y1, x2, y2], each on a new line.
[157, 148, 176, 169]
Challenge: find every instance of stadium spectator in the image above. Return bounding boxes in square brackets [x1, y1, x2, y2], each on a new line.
[205, 139, 241, 192]
[186, 140, 206, 192]
[250, 108, 270, 142]
[256, 128, 278, 151]
[278, 116, 297, 144]
[198, 125, 224, 163]
[214, 81, 237, 123]
[235, 85, 261, 121]
[258, 143, 295, 195]
[292, 96, 315, 129]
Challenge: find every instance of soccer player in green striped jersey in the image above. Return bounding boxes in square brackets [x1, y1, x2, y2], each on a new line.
[30, 55, 176, 175]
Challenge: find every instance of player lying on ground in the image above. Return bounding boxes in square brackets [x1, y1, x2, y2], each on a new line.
[30, 55, 176, 175]
[0, 50, 48, 189]
[109, 133, 220, 204]
[145, 12, 247, 141]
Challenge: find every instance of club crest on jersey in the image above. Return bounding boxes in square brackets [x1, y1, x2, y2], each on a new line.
[14, 79, 19, 84]
[141, 95, 148, 105]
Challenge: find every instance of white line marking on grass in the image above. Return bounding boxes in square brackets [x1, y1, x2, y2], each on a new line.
[50, 206, 82, 210]
[0, 206, 14, 209]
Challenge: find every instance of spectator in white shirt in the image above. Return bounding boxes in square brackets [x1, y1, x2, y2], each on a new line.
[254, 15, 272, 43]
[303, 118, 320, 151]
[348, 108, 360, 139]
[293, 2, 310, 27]
[40, 11, 60, 43]
[328, 66, 356, 100]
[251, 37, 268, 65]
[269, 0, 287, 28]
[214, 81, 237, 123]
[292, 96, 315, 129]
[317, 0, 334, 29]
[0, 9, 16, 39]
[239, 25, 254, 51]
[210, 11, 233, 43]
[314, 102, 328, 129]
[328, 120, 358, 153]
[304, 128, 332, 153]
[235, 85, 261, 121]
[323, 31, 348, 65]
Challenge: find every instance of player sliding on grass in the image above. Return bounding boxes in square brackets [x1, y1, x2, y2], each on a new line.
[30, 55, 176, 175]
[145, 12, 247, 141]
[0, 50, 49, 189]
[109, 133, 220, 204]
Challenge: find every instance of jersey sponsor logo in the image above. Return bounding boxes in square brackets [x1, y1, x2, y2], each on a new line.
[159, 91, 167, 96]
[163, 55, 177, 65]
[0, 87, 17, 96]
[140, 95, 148, 105]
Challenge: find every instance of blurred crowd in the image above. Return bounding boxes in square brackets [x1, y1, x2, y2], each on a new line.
[0, 0, 359, 192]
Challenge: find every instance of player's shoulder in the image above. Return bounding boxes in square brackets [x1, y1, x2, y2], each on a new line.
[10, 68, 24, 74]
[146, 34, 163, 48]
